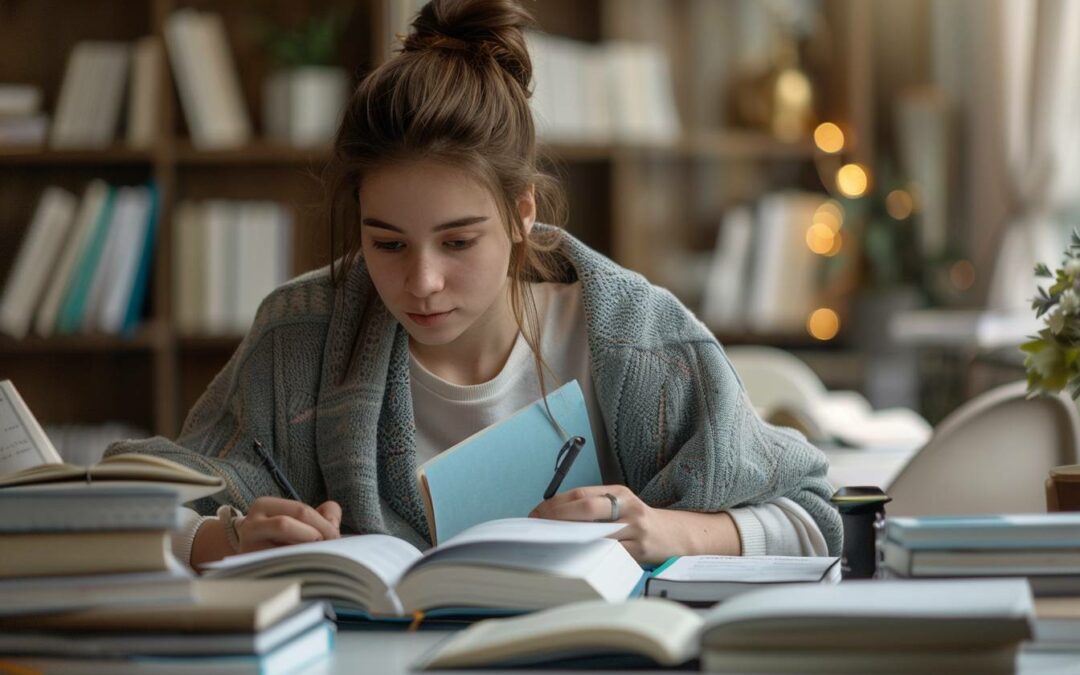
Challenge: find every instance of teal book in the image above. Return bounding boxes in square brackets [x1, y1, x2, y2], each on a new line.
[417, 379, 601, 544]
[121, 182, 159, 335]
[55, 185, 116, 334]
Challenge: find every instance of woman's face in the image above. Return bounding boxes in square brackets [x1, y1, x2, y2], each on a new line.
[359, 160, 533, 349]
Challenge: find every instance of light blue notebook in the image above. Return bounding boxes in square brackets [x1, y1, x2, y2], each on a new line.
[417, 380, 601, 544]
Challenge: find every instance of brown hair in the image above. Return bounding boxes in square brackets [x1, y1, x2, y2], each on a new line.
[323, 0, 568, 393]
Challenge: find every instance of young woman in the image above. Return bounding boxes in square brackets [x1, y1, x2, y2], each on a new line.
[108, 0, 840, 568]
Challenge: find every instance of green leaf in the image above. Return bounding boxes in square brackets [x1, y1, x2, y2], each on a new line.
[1036, 262, 1053, 278]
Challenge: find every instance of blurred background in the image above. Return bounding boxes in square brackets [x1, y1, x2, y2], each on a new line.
[0, 0, 1071, 472]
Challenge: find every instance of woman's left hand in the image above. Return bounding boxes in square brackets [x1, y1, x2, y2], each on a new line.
[528, 484, 696, 564]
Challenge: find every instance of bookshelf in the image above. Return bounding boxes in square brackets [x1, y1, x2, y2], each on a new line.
[0, 0, 872, 438]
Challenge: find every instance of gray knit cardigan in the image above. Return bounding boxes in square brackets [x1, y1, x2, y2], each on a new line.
[106, 227, 842, 554]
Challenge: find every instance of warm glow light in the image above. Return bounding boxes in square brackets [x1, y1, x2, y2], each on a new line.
[836, 164, 869, 198]
[886, 190, 914, 220]
[807, 308, 840, 341]
[806, 223, 835, 255]
[814, 200, 844, 232]
[813, 122, 845, 153]
[950, 260, 976, 291]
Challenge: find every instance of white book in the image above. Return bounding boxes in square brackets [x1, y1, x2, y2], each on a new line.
[164, 10, 207, 145]
[701, 206, 753, 330]
[0, 187, 78, 339]
[191, 11, 252, 148]
[0, 84, 42, 117]
[99, 186, 152, 333]
[645, 555, 841, 605]
[203, 200, 236, 334]
[34, 181, 109, 337]
[234, 202, 275, 331]
[204, 518, 640, 617]
[50, 42, 129, 148]
[172, 201, 204, 335]
[126, 37, 162, 149]
[50, 43, 95, 148]
[89, 42, 130, 146]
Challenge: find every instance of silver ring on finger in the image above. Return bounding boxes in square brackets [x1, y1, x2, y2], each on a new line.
[601, 492, 619, 522]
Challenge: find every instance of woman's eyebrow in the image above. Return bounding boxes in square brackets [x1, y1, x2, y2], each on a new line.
[361, 216, 488, 232]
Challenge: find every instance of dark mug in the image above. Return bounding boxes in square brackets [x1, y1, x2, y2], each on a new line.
[1046, 465, 1080, 512]
[831, 486, 891, 579]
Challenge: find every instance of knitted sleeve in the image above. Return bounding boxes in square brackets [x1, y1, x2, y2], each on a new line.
[604, 339, 844, 556]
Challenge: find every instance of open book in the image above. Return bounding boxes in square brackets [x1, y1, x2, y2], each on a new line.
[0, 379, 223, 503]
[203, 518, 643, 618]
[419, 579, 1034, 671]
[416, 380, 601, 544]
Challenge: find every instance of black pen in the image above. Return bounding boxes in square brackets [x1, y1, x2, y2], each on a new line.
[252, 439, 303, 502]
[543, 436, 586, 500]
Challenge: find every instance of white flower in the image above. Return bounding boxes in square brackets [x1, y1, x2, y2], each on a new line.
[1066, 259, 1080, 277]
[1062, 290, 1080, 315]
[1049, 308, 1067, 334]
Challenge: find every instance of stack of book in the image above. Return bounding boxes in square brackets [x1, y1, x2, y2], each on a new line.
[0, 380, 334, 672]
[0, 181, 159, 339]
[883, 513, 1080, 650]
[416, 579, 1035, 671]
[0, 83, 47, 146]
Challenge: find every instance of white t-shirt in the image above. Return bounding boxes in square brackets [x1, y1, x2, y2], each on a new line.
[175, 282, 827, 566]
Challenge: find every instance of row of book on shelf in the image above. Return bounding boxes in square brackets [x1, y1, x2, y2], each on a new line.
[0, 182, 294, 340]
[2, 7, 684, 151]
[699, 189, 839, 334]
[2, 377, 1080, 671]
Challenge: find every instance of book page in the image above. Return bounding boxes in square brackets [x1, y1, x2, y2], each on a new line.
[0, 380, 62, 475]
[431, 518, 626, 556]
[204, 533, 423, 590]
[655, 555, 839, 583]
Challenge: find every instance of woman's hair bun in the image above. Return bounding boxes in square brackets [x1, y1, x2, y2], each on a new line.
[401, 0, 535, 94]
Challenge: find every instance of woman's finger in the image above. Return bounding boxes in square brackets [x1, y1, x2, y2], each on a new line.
[533, 493, 625, 522]
[243, 514, 324, 546]
[252, 498, 339, 541]
[315, 501, 342, 533]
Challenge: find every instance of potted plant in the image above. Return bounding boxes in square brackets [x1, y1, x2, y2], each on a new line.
[259, 8, 350, 147]
[1023, 230, 1080, 398]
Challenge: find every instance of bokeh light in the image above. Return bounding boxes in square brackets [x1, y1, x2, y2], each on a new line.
[806, 223, 836, 254]
[836, 163, 869, 198]
[950, 260, 976, 291]
[886, 189, 914, 220]
[813, 122, 845, 153]
[807, 308, 840, 341]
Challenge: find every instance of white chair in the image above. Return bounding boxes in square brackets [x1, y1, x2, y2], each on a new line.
[725, 346, 828, 419]
[887, 381, 1080, 516]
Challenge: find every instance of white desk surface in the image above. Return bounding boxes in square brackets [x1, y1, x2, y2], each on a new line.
[316, 628, 1080, 674]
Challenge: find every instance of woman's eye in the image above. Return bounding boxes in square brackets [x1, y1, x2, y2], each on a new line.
[444, 239, 475, 250]
[373, 240, 404, 252]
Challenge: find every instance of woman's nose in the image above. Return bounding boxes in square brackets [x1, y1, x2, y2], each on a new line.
[405, 252, 445, 298]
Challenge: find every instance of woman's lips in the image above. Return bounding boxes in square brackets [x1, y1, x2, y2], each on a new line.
[406, 310, 454, 327]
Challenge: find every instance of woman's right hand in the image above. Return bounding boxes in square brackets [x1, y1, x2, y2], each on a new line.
[191, 497, 342, 570]
[237, 497, 342, 553]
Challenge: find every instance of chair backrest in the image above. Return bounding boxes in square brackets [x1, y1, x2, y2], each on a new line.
[725, 345, 827, 416]
[887, 381, 1080, 516]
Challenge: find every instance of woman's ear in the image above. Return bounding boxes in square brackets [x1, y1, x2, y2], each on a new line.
[513, 185, 536, 242]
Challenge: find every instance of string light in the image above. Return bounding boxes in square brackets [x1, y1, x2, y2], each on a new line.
[814, 200, 844, 233]
[813, 122, 845, 153]
[807, 308, 840, 341]
[836, 164, 869, 198]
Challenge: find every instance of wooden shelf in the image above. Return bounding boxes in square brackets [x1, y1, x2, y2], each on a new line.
[0, 322, 165, 354]
[176, 334, 244, 352]
[0, 146, 154, 166]
[175, 141, 332, 167]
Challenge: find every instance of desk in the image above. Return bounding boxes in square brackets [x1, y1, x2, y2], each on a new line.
[316, 629, 1080, 674]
